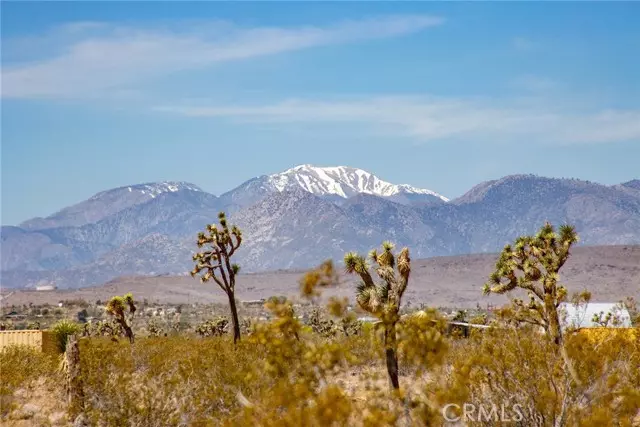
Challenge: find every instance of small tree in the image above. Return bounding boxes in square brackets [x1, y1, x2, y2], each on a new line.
[191, 212, 243, 344]
[344, 241, 411, 390]
[105, 293, 137, 343]
[482, 222, 584, 386]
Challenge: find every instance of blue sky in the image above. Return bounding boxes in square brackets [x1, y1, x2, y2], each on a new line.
[2, 2, 639, 225]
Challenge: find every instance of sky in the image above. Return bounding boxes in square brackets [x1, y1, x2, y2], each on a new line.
[1, 1, 639, 225]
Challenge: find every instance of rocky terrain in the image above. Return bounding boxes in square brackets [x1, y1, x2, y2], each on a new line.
[1, 165, 639, 289]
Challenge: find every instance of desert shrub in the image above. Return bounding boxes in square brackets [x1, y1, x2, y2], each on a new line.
[0, 345, 58, 414]
[25, 321, 41, 330]
[52, 319, 82, 352]
[397, 309, 448, 374]
[82, 318, 124, 339]
[427, 325, 640, 426]
[146, 318, 165, 337]
[308, 308, 339, 338]
[78, 336, 262, 425]
[195, 316, 229, 337]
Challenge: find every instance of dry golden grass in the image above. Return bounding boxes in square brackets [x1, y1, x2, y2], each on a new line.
[1, 311, 638, 426]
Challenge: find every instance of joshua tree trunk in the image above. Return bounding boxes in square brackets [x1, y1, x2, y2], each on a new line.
[384, 322, 400, 390]
[123, 324, 135, 344]
[545, 291, 562, 346]
[227, 291, 241, 344]
[545, 297, 582, 388]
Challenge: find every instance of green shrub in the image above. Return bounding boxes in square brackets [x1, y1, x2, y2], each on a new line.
[51, 319, 82, 352]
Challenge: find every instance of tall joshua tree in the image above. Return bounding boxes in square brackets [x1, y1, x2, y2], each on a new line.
[105, 292, 137, 343]
[483, 222, 583, 385]
[191, 212, 243, 344]
[344, 241, 410, 390]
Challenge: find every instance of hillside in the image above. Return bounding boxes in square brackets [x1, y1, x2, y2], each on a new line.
[2, 246, 638, 308]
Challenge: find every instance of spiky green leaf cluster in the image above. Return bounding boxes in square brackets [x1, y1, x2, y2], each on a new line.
[105, 293, 137, 343]
[484, 222, 577, 299]
[344, 242, 411, 322]
[105, 292, 136, 322]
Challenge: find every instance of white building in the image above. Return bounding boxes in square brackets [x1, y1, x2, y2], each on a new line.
[558, 302, 632, 330]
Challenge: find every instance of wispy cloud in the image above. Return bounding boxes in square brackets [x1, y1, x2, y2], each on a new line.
[1, 15, 443, 99]
[154, 96, 640, 145]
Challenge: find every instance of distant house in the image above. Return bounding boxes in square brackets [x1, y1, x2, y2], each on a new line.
[242, 299, 266, 306]
[559, 303, 632, 330]
[36, 285, 57, 291]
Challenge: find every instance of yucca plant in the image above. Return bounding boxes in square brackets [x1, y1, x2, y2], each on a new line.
[52, 319, 82, 353]
[191, 212, 243, 344]
[344, 241, 411, 389]
[105, 293, 137, 343]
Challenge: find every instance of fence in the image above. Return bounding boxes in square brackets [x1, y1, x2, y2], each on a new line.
[0, 330, 58, 354]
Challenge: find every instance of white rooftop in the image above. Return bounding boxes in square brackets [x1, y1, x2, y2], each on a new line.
[559, 302, 632, 329]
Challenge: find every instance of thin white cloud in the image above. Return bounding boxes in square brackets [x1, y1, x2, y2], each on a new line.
[153, 96, 640, 145]
[1, 15, 443, 99]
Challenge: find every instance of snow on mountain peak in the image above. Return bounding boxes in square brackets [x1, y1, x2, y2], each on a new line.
[267, 164, 449, 201]
[90, 181, 202, 201]
[129, 181, 203, 199]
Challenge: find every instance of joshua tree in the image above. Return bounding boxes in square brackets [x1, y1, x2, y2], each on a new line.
[191, 212, 243, 344]
[344, 241, 411, 390]
[105, 293, 137, 343]
[483, 222, 584, 386]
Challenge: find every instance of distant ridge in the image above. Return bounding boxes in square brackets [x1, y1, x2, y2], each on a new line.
[1, 168, 639, 289]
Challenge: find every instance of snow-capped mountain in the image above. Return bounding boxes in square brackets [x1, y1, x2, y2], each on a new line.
[268, 164, 448, 200]
[2, 169, 639, 289]
[19, 181, 206, 231]
[219, 164, 448, 210]
[108, 181, 203, 198]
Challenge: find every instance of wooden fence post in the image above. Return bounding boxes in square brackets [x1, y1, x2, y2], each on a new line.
[65, 335, 85, 421]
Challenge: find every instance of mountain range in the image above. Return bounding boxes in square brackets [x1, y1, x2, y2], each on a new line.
[2, 165, 639, 289]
